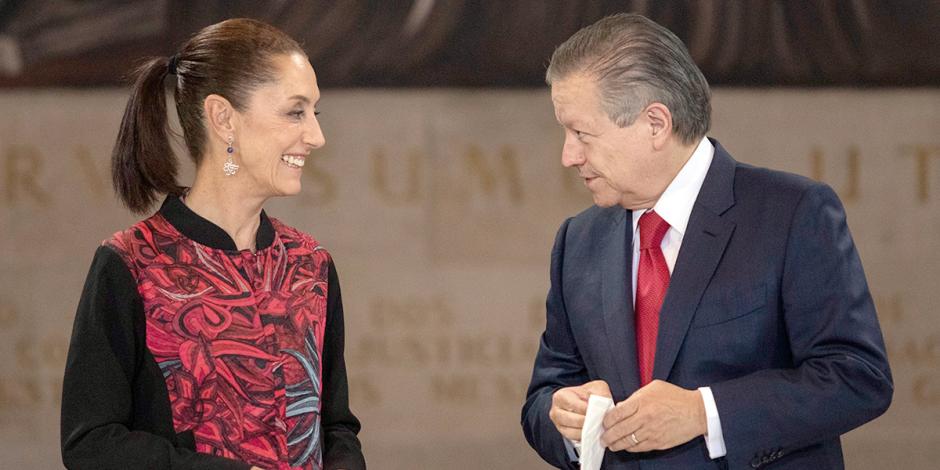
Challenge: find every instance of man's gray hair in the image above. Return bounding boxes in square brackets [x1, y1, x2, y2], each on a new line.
[546, 13, 711, 145]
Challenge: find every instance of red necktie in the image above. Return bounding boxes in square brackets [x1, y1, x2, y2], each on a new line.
[635, 210, 671, 386]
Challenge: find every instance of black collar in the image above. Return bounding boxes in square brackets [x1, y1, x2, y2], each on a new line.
[158, 195, 276, 252]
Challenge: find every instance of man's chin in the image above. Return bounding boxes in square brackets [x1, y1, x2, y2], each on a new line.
[592, 196, 619, 208]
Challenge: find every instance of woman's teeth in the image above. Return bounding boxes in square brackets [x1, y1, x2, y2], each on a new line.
[281, 155, 306, 168]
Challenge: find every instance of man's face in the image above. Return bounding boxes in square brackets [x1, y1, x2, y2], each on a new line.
[551, 73, 666, 210]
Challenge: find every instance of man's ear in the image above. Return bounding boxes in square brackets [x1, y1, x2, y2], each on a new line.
[645, 102, 672, 150]
[203, 94, 237, 142]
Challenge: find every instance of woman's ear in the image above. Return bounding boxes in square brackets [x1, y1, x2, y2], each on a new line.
[203, 94, 236, 142]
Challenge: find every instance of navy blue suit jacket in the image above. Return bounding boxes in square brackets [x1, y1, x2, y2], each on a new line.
[522, 141, 892, 469]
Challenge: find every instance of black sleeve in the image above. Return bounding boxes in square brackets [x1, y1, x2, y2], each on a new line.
[320, 259, 366, 470]
[61, 245, 250, 470]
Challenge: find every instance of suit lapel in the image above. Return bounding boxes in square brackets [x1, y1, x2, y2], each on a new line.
[653, 140, 737, 381]
[599, 208, 640, 395]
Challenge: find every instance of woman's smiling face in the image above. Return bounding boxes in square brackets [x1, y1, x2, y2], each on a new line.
[232, 52, 325, 198]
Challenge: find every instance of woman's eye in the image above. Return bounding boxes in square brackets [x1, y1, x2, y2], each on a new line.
[289, 110, 304, 118]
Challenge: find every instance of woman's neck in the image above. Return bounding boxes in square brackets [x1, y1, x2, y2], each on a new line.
[184, 177, 265, 252]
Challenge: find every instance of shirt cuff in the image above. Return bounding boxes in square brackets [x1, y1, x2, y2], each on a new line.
[698, 386, 727, 459]
[564, 437, 581, 462]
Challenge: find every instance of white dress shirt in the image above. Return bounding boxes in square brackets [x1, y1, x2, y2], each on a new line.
[631, 136, 726, 459]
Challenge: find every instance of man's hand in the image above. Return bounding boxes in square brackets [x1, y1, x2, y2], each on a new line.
[549, 380, 612, 441]
[601, 380, 707, 452]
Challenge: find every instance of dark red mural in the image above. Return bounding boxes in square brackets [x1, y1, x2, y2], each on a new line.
[1, 0, 937, 87]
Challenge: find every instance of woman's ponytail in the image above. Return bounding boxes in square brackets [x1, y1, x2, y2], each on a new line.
[110, 56, 182, 214]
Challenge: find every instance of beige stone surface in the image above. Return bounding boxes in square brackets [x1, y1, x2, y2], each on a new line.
[0, 88, 937, 468]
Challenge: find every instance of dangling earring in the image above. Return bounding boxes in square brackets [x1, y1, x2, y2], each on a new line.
[223, 135, 239, 176]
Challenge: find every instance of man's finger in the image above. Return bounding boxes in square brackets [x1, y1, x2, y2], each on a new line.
[606, 433, 638, 452]
[558, 426, 582, 441]
[582, 380, 612, 398]
[550, 407, 587, 429]
[553, 391, 589, 415]
[602, 398, 639, 429]
[601, 416, 642, 448]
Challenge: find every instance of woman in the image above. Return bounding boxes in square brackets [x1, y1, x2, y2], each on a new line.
[61, 19, 364, 470]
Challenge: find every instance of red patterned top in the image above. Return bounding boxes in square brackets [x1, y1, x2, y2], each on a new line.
[107, 212, 328, 469]
[62, 196, 364, 470]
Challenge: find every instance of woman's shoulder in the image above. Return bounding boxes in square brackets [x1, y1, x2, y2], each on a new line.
[269, 217, 330, 256]
[101, 213, 177, 259]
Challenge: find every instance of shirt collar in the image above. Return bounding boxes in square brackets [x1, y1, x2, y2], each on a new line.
[632, 136, 714, 236]
[158, 194, 276, 252]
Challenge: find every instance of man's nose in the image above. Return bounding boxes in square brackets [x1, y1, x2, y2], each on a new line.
[561, 136, 584, 168]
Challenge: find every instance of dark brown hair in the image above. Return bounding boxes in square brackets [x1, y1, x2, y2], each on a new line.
[111, 18, 305, 213]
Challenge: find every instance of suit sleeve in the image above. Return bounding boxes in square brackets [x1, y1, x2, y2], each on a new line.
[61, 246, 250, 470]
[321, 259, 366, 470]
[521, 218, 588, 470]
[709, 184, 893, 467]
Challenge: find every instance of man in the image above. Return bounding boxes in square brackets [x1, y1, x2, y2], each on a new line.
[521, 13, 892, 470]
